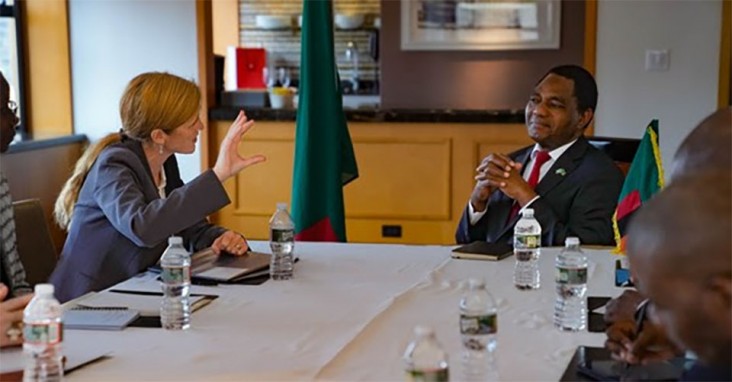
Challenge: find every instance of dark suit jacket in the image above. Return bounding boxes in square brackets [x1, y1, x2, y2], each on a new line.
[455, 137, 624, 246]
[50, 137, 230, 302]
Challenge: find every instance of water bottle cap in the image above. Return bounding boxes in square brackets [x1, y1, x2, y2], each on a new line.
[413, 325, 434, 337]
[276, 202, 288, 210]
[521, 208, 534, 217]
[565, 237, 580, 246]
[34, 283, 54, 296]
[467, 278, 485, 289]
[168, 236, 183, 245]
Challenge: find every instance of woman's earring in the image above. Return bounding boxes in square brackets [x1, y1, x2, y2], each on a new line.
[158, 144, 164, 154]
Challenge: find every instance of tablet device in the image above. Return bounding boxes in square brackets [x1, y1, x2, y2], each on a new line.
[587, 296, 611, 333]
[569, 346, 689, 381]
[578, 359, 685, 381]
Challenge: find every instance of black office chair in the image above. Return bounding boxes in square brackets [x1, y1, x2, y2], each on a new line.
[587, 136, 641, 176]
[11, 198, 57, 286]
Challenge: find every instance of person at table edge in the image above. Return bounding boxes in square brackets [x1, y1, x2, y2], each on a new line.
[49, 72, 266, 303]
[456, 65, 623, 246]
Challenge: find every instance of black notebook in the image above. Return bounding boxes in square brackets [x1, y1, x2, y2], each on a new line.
[451, 241, 513, 261]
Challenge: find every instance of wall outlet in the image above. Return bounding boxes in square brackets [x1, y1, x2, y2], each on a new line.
[382, 225, 402, 238]
[645, 49, 670, 72]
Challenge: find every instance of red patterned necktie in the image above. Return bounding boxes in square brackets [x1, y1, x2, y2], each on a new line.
[507, 150, 551, 222]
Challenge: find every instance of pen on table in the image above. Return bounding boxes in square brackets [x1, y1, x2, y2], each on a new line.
[73, 305, 128, 310]
[624, 298, 651, 370]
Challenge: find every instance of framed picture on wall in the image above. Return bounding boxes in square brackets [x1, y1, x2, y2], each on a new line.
[401, 0, 561, 51]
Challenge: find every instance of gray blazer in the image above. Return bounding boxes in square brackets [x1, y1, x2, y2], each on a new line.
[50, 136, 229, 302]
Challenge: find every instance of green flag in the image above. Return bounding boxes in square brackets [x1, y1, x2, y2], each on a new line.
[612, 119, 664, 254]
[292, 0, 358, 242]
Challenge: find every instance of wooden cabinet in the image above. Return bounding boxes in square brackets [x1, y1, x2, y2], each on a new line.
[210, 120, 531, 244]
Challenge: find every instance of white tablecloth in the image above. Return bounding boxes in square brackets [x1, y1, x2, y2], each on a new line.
[66, 242, 623, 381]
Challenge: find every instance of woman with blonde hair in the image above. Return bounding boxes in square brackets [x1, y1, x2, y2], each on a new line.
[50, 72, 265, 302]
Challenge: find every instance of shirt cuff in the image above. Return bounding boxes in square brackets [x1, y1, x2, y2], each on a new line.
[468, 201, 488, 225]
[519, 196, 541, 214]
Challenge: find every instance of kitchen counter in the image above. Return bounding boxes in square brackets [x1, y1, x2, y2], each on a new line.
[209, 106, 525, 124]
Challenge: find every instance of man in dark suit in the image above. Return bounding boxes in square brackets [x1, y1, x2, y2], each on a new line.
[456, 65, 623, 246]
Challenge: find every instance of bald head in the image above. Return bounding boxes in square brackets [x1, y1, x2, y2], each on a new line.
[627, 171, 731, 365]
[628, 172, 731, 275]
[671, 108, 732, 181]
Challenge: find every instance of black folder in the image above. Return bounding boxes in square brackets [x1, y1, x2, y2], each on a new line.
[451, 241, 513, 261]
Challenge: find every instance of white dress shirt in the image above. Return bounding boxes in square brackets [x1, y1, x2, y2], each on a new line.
[468, 139, 578, 225]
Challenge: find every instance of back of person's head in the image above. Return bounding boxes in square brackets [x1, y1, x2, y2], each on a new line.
[119, 72, 200, 140]
[539, 65, 598, 114]
[54, 72, 200, 230]
[626, 171, 731, 365]
[1, 70, 19, 153]
[670, 107, 732, 181]
[0, 70, 7, 98]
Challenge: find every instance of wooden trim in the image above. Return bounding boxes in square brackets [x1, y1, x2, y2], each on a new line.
[583, 0, 597, 75]
[22, 0, 73, 139]
[196, 0, 214, 170]
[719, 0, 731, 108]
[212, 0, 240, 56]
[583, 0, 598, 136]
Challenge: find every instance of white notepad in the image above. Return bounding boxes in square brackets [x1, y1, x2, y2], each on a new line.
[64, 309, 140, 331]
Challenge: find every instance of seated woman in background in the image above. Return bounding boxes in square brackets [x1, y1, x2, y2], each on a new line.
[50, 72, 266, 302]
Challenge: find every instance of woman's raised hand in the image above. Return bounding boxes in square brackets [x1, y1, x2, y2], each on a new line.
[213, 111, 267, 182]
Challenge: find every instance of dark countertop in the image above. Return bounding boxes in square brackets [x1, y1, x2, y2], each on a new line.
[209, 107, 525, 124]
[6, 134, 87, 154]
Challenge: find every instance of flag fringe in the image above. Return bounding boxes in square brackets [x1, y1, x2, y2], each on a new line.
[612, 210, 624, 255]
[648, 125, 665, 189]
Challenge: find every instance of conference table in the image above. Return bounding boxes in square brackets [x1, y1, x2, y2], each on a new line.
[64, 241, 624, 381]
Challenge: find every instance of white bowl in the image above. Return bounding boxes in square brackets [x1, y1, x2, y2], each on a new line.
[334, 13, 364, 30]
[255, 15, 291, 30]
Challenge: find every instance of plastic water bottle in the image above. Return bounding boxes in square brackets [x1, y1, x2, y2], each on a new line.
[269, 202, 295, 280]
[160, 236, 191, 330]
[513, 208, 542, 290]
[403, 326, 449, 382]
[554, 237, 588, 331]
[459, 279, 498, 381]
[23, 284, 63, 382]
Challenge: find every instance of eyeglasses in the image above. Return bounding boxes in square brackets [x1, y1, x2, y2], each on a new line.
[7, 100, 17, 115]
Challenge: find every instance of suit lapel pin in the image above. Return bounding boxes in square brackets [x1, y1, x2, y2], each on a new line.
[555, 168, 567, 176]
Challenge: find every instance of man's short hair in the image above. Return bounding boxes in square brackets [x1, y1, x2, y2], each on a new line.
[539, 65, 598, 114]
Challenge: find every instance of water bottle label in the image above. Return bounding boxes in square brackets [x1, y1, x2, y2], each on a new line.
[460, 313, 497, 335]
[162, 266, 191, 284]
[556, 267, 588, 284]
[23, 323, 62, 345]
[271, 228, 294, 243]
[514, 234, 540, 249]
[406, 368, 449, 382]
